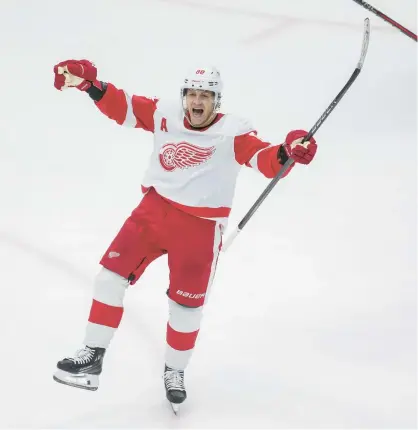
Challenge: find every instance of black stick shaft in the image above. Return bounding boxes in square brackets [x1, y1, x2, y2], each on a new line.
[237, 70, 361, 231]
[223, 19, 370, 251]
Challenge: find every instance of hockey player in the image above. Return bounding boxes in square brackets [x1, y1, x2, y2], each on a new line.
[52, 59, 317, 411]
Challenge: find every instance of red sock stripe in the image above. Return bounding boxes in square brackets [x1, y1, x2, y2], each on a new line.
[166, 323, 199, 351]
[88, 299, 124, 328]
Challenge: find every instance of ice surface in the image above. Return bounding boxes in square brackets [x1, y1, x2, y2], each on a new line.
[0, 0, 416, 428]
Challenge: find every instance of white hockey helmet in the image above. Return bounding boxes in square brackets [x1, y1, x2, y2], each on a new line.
[181, 66, 223, 114]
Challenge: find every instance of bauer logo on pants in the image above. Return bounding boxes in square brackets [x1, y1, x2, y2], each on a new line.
[159, 142, 216, 172]
[176, 290, 206, 300]
[108, 251, 120, 258]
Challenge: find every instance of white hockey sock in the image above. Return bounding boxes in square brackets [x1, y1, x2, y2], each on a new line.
[165, 299, 204, 370]
[83, 268, 128, 348]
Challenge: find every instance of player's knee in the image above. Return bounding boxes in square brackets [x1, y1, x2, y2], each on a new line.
[93, 267, 129, 307]
[168, 298, 204, 332]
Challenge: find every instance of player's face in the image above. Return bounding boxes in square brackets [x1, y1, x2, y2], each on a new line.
[185, 89, 215, 127]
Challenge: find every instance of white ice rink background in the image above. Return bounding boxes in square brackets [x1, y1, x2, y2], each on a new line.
[0, 0, 416, 428]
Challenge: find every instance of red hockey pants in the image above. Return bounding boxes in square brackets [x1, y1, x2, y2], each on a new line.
[100, 188, 223, 307]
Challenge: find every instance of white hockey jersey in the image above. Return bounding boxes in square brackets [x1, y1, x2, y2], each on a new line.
[95, 83, 292, 223]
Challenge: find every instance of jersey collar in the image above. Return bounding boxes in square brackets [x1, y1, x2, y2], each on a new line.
[183, 113, 224, 132]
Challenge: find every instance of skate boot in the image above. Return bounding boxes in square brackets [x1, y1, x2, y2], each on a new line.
[164, 364, 187, 414]
[53, 346, 105, 391]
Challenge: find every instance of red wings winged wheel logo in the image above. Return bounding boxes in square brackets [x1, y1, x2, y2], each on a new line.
[159, 142, 216, 172]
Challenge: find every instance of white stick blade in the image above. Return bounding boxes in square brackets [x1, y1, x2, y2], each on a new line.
[222, 227, 241, 252]
[357, 18, 371, 69]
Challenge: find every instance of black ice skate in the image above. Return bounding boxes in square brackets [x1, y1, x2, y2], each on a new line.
[164, 364, 187, 414]
[53, 346, 105, 391]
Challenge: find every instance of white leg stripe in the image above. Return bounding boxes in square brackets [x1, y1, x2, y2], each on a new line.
[165, 345, 193, 370]
[83, 322, 115, 348]
[93, 268, 128, 307]
[168, 299, 203, 333]
[203, 221, 223, 305]
[122, 91, 137, 127]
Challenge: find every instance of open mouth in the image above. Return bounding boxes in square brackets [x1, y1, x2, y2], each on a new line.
[192, 108, 204, 118]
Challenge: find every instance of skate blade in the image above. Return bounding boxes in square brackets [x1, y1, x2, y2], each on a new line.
[53, 369, 99, 391]
[169, 401, 180, 415]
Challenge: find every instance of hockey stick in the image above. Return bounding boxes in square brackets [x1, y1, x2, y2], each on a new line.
[351, 0, 417, 41]
[222, 18, 370, 252]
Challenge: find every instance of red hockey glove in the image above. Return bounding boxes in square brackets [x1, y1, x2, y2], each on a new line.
[53, 59, 99, 91]
[281, 130, 317, 165]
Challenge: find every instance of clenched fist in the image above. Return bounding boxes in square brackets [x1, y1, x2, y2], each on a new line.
[282, 129, 317, 165]
[53, 59, 98, 91]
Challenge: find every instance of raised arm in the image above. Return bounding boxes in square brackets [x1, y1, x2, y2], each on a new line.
[234, 128, 317, 178]
[53, 59, 157, 132]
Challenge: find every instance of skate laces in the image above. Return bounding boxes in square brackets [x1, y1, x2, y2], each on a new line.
[164, 368, 185, 391]
[69, 347, 95, 364]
